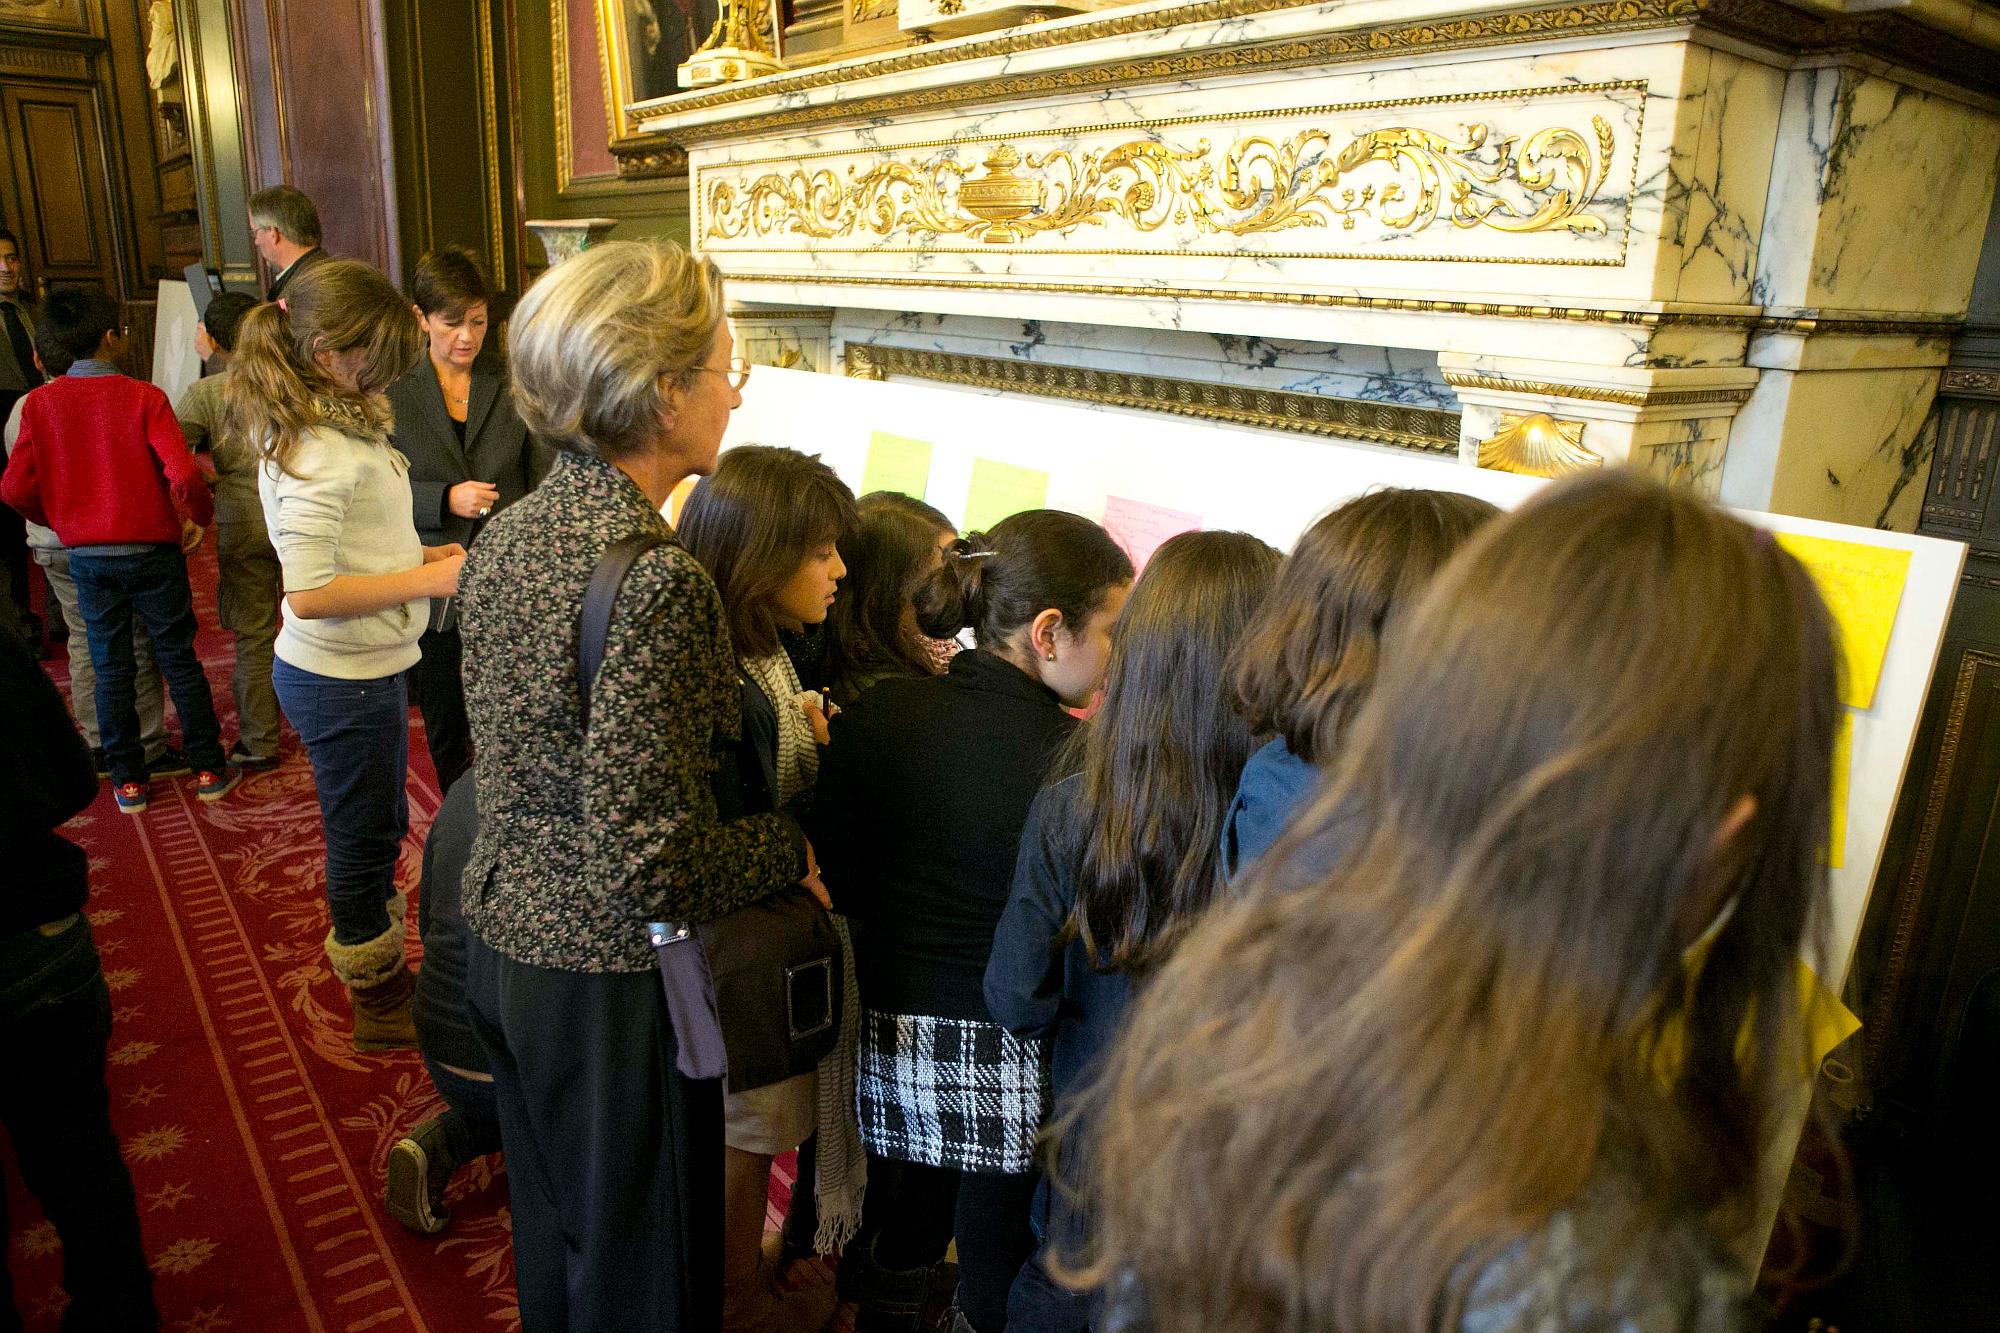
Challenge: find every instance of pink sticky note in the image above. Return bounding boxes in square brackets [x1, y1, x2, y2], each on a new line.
[1101, 495, 1202, 572]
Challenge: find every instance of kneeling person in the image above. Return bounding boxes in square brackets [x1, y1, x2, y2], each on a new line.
[385, 769, 504, 1234]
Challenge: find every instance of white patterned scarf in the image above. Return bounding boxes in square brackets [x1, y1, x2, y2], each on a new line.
[741, 651, 865, 1253]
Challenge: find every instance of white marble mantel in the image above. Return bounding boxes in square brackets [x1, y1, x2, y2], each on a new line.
[637, 0, 2000, 526]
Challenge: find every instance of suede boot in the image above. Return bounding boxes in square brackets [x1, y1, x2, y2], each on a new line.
[325, 901, 417, 1052]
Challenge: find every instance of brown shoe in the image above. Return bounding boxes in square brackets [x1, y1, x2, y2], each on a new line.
[350, 966, 418, 1051]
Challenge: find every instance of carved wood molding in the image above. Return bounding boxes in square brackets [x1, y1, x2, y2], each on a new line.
[1860, 647, 2000, 1105]
[0, 42, 90, 79]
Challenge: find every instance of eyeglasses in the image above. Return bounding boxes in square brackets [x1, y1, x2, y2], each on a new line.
[691, 356, 753, 392]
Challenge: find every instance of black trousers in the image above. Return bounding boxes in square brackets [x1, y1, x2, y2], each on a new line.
[467, 938, 722, 1333]
[409, 624, 472, 791]
[0, 915, 158, 1332]
[872, 1153, 1039, 1333]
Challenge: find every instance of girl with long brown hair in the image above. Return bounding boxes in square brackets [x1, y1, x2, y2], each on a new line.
[679, 443, 859, 1333]
[1083, 471, 1841, 1332]
[231, 260, 465, 1052]
[984, 528, 1280, 1330]
[1222, 487, 1497, 879]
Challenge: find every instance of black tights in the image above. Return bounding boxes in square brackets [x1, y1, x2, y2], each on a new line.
[869, 1154, 1038, 1333]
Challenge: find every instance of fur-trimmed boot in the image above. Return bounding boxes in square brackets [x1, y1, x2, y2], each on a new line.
[325, 901, 417, 1052]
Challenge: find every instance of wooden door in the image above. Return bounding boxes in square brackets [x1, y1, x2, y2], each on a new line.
[0, 79, 122, 298]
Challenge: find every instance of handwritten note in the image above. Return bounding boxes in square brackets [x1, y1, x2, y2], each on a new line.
[963, 458, 1049, 535]
[1775, 532, 1912, 711]
[1828, 708, 1853, 870]
[1101, 495, 1202, 572]
[862, 432, 934, 500]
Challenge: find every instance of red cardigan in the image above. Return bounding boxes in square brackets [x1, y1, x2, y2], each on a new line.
[1, 371, 213, 545]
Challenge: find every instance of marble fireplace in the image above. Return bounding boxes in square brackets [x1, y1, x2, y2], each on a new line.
[634, 0, 2000, 528]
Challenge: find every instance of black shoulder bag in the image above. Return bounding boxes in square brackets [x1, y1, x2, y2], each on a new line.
[579, 533, 842, 1093]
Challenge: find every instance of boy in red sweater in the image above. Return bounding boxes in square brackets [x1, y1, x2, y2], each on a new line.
[1, 286, 239, 813]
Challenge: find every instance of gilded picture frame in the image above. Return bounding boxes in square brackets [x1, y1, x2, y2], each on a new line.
[595, 0, 726, 135]
[552, 0, 623, 192]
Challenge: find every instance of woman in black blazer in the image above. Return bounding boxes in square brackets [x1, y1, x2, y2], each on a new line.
[388, 248, 551, 789]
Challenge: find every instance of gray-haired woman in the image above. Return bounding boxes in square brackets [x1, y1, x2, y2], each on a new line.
[457, 240, 827, 1332]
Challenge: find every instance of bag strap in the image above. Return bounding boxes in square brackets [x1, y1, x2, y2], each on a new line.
[578, 532, 668, 728]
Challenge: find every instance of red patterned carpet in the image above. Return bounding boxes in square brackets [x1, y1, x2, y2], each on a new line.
[4, 544, 832, 1332]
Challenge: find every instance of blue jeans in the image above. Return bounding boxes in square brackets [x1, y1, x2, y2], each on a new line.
[0, 915, 158, 1331]
[66, 545, 225, 785]
[272, 659, 409, 945]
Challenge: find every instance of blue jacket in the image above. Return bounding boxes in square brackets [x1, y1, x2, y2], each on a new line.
[1219, 737, 1319, 881]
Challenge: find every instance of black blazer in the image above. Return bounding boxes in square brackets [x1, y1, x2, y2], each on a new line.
[810, 648, 1077, 1022]
[265, 246, 331, 301]
[387, 359, 552, 549]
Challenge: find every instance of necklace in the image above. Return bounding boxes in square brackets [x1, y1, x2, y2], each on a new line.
[436, 368, 470, 409]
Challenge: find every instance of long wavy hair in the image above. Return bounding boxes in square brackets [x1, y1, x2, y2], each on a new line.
[1230, 489, 1497, 765]
[225, 260, 420, 478]
[1059, 529, 1280, 974]
[1081, 471, 1841, 1331]
[825, 491, 957, 702]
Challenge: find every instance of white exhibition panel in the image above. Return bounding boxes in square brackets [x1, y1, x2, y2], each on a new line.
[721, 365, 1966, 1001]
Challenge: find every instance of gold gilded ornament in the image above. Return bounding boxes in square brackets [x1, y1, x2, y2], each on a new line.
[703, 116, 1616, 244]
[1475, 411, 1601, 476]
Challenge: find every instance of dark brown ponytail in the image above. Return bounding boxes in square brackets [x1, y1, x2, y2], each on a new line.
[912, 510, 1132, 647]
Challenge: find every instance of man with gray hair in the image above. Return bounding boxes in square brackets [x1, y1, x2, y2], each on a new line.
[248, 184, 330, 299]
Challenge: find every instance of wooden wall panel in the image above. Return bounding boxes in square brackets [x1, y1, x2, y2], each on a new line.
[230, 0, 398, 276]
[382, 0, 516, 290]
[0, 0, 93, 34]
[0, 81, 120, 292]
[20, 98, 99, 265]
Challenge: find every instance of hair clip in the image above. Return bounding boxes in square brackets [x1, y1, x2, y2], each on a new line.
[275, 298, 289, 314]
[955, 550, 996, 561]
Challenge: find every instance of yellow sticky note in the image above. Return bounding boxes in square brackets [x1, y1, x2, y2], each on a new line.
[963, 458, 1049, 535]
[1775, 532, 1912, 710]
[1828, 709, 1853, 869]
[1801, 959, 1861, 1070]
[862, 432, 934, 500]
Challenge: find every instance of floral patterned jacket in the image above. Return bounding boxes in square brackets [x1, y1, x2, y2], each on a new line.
[458, 450, 805, 973]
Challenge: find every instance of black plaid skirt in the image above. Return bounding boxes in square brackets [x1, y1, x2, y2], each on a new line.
[855, 1008, 1051, 1174]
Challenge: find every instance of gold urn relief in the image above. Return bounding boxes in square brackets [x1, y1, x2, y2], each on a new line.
[955, 145, 1048, 243]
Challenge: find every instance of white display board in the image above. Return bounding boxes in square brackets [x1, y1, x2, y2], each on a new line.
[723, 366, 1963, 995]
[150, 278, 204, 409]
[722, 364, 1963, 1260]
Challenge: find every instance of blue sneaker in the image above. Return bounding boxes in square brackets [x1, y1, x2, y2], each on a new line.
[195, 768, 241, 802]
[114, 782, 149, 815]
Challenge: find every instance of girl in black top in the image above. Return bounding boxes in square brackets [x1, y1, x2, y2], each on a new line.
[813, 509, 1132, 1333]
[984, 530, 1280, 1331]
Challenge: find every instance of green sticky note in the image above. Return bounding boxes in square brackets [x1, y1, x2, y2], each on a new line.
[963, 458, 1049, 534]
[862, 432, 934, 499]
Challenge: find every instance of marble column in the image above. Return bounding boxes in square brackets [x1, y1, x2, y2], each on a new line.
[1717, 68, 2000, 527]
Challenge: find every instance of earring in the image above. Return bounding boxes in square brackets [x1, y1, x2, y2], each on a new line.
[1045, 652, 1056, 662]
